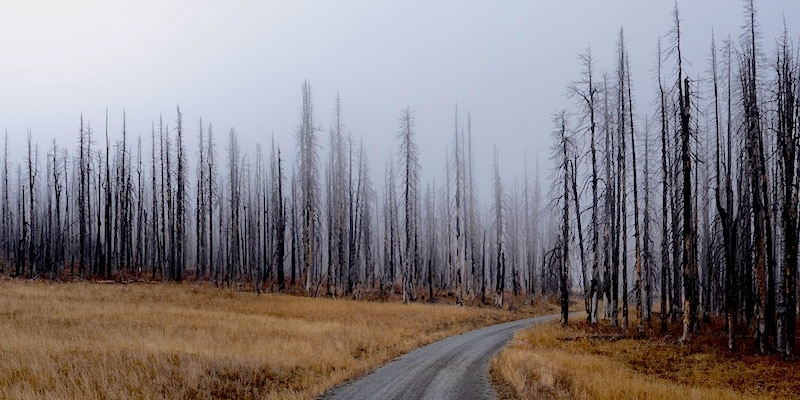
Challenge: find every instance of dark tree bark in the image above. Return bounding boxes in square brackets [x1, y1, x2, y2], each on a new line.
[713, 34, 738, 352]
[627, 51, 644, 333]
[657, 38, 670, 334]
[228, 128, 241, 285]
[569, 47, 600, 324]
[290, 173, 298, 287]
[673, 4, 697, 342]
[207, 123, 216, 284]
[740, 0, 771, 353]
[274, 146, 286, 291]
[398, 107, 420, 303]
[774, 24, 798, 358]
[552, 112, 570, 324]
[493, 147, 507, 309]
[616, 29, 630, 331]
[175, 107, 186, 282]
[103, 110, 113, 280]
[2, 132, 10, 270]
[26, 133, 38, 279]
[51, 140, 63, 277]
[196, 118, 207, 280]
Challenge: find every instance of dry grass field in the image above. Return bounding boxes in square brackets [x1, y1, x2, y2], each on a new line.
[0, 280, 551, 399]
[491, 315, 800, 400]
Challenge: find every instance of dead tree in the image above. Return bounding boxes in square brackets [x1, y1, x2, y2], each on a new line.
[616, 29, 630, 331]
[492, 147, 507, 308]
[774, 23, 798, 358]
[712, 33, 739, 351]
[2, 132, 10, 270]
[568, 47, 600, 323]
[228, 128, 242, 285]
[103, 111, 112, 279]
[196, 118, 207, 280]
[625, 45, 644, 333]
[670, 4, 698, 343]
[174, 107, 186, 282]
[657, 38, 671, 334]
[207, 123, 216, 283]
[26, 133, 38, 278]
[740, 0, 771, 353]
[398, 107, 420, 302]
[273, 146, 286, 291]
[452, 106, 468, 302]
[552, 112, 571, 323]
[297, 81, 321, 294]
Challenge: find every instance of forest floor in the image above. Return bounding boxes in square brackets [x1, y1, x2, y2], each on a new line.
[0, 279, 555, 399]
[491, 312, 800, 400]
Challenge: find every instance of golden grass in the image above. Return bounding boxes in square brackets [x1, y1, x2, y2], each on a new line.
[0, 280, 548, 399]
[491, 315, 799, 400]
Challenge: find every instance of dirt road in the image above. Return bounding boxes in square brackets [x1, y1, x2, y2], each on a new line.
[321, 314, 558, 400]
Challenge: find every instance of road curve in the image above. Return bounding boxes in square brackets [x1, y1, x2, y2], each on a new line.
[320, 314, 559, 400]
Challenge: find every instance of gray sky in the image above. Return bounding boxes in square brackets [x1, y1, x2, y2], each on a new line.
[1, 0, 797, 200]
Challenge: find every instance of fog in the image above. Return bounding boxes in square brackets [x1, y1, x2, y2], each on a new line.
[1, 0, 797, 198]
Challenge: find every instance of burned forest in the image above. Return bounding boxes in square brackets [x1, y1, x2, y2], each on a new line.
[1, 0, 798, 361]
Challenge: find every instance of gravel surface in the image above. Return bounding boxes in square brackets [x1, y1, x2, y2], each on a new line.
[320, 314, 559, 400]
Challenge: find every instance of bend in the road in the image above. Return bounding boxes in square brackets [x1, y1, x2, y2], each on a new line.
[321, 314, 559, 400]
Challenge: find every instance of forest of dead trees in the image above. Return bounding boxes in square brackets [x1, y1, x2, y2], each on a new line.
[0, 0, 797, 358]
[550, 1, 799, 358]
[0, 78, 545, 309]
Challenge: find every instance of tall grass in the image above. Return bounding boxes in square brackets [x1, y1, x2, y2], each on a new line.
[0, 281, 537, 399]
[491, 317, 796, 400]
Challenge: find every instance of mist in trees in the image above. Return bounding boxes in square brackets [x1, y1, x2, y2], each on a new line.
[1, 0, 796, 360]
[0, 73, 548, 313]
[546, 0, 800, 358]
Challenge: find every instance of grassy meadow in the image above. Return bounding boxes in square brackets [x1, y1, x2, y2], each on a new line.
[0, 280, 552, 399]
[491, 315, 800, 400]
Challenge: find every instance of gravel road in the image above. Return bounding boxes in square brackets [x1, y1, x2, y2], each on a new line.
[320, 314, 559, 400]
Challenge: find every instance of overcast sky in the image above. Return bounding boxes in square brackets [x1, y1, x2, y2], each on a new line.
[1, 1, 797, 200]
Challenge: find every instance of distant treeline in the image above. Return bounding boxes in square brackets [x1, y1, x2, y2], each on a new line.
[0, 80, 550, 308]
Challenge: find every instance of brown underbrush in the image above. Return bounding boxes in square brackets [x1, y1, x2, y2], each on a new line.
[0, 280, 550, 399]
[491, 313, 800, 400]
